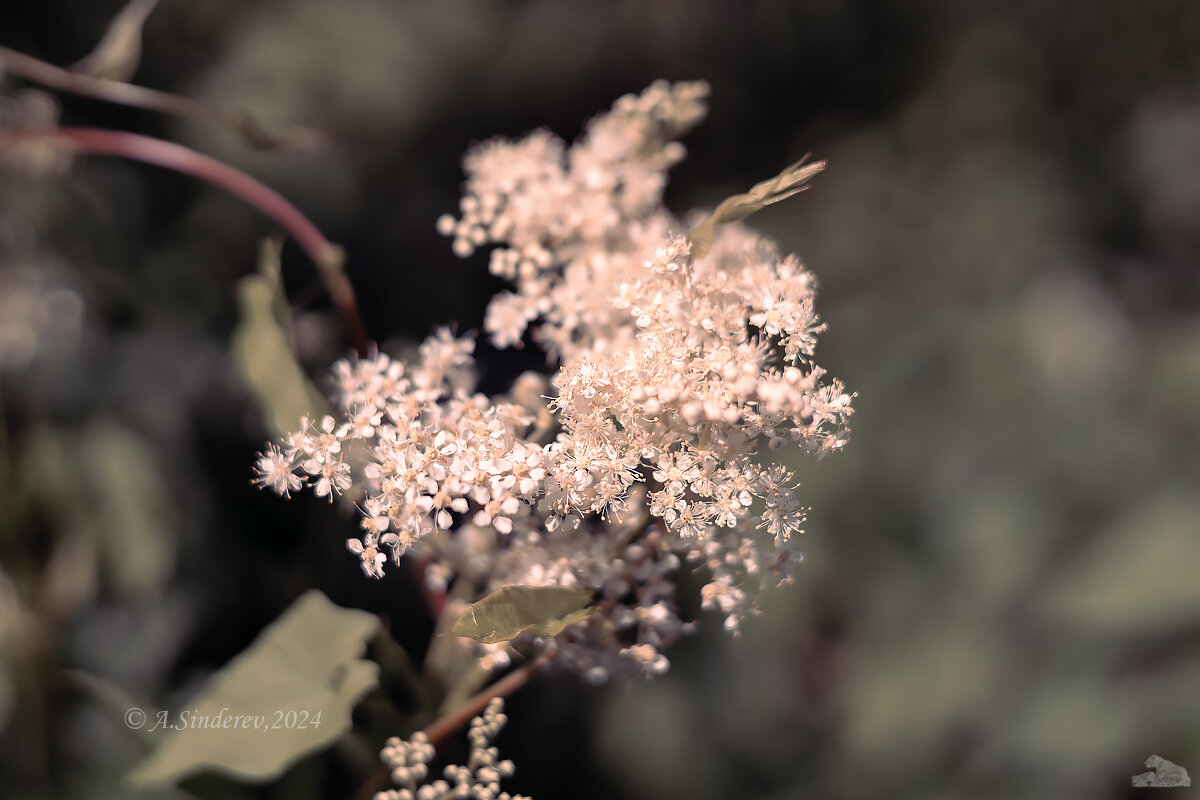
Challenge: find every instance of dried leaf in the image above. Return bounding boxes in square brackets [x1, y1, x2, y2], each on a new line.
[441, 586, 594, 645]
[688, 158, 825, 260]
[71, 0, 160, 82]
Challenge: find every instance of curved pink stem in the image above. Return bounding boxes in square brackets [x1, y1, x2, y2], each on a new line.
[1, 126, 369, 353]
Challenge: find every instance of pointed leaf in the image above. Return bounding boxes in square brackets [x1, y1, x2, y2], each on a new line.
[71, 0, 160, 82]
[688, 159, 825, 260]
[126, 590, 379, 786]
[231, 240, 328, 438]
[442, 586, 594, 645]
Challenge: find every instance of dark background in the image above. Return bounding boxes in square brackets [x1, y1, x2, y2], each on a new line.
[2, 1, 1200, 798]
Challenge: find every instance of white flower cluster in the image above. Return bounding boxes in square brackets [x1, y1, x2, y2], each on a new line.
[255, 81, 852, 677]
[376, 699, 527, 800]
[436, 79, 708, 356]
[255, 330, 548, 579]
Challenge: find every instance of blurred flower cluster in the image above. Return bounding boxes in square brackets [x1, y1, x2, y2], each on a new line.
[0, 264, 85, 372]
[0, 88, 72, 176]
[256, 81, 851, 680]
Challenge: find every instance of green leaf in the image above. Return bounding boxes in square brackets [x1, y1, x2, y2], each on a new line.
[441, 586, 594, 645]
[1039, 489, 1200, 636]
[126, 590, 379, 786]
[231, 239, 329, 438]
[79, 422, 174, 600]
[688, 158, 825, 260]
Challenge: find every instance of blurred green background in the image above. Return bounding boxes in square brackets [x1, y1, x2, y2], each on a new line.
[2, 1, 1200, 798]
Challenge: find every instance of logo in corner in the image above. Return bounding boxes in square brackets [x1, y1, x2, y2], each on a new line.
[1132, 755, 1191, 788]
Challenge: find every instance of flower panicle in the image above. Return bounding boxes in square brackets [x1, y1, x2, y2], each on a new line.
[254, 81, 853, 680]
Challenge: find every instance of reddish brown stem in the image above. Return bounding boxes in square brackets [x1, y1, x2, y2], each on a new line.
[0, 126, 369, 353]
[0, 44, 321, 150]
[421, 653, 550, 746]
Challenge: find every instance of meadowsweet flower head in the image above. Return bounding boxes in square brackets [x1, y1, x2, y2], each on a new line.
[256, 80, 853, 678]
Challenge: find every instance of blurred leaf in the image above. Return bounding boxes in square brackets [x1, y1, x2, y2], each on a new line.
[81, 421, 173, 600]
[441, 586, 593, 645]
[255, 237, 298, 348]
[1146, 321, 1200, 434]
[425, 580, 494, 700]
[64, 669, 158, 749]
[71, 0, 159, 81]
[126, 590, 379, 786]
[843, 616, 1002, 761]
[931, 479, 1049, 612]
[231, 240, 328, 438]
[0, 570, 23, 730]
[688, 159, 825, 260]
[982, 667, 1137, 782]
[1039, 489, 1200, 636]
[22, 421, 173, 604]
[435, 659, 491, 717]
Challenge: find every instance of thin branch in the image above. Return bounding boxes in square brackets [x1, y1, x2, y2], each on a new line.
[352, 654, 552, 800]
[421, 653, 550, 746]
[0, 126, 369, 353]
[0, 44, 322, 151]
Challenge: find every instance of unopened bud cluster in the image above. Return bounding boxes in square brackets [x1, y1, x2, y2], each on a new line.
[376, 699, 526, 800]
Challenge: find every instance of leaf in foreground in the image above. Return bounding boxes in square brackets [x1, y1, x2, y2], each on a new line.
[126, 590, 379, 786]
[442, 586, 594, 645]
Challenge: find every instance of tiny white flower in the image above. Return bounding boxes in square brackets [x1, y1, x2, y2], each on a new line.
[253, 446, 301, 496]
